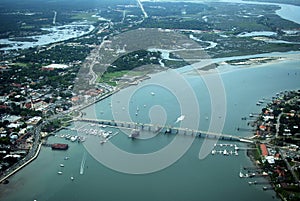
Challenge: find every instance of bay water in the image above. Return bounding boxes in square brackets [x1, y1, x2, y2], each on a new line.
[1, 55, 299, 201]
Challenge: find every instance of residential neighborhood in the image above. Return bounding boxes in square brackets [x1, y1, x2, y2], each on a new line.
[251, 90, 300, 200]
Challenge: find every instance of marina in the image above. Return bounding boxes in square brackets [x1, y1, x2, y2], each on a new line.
[211, 143, 240, 156]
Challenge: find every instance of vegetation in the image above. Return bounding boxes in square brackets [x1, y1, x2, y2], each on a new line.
[108, 50, 161, 73]
[98, 71, 129, 86]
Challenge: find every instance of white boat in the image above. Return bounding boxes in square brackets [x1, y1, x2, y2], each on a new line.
[151, 92, 155, 96]
[235, 151, 239, 156]
[211, 150, 216, 155]
[57, 171, 63, 175]
[70, 176, 74, 181]
[239, 171, 244, 178]
[223, 149, 229, 155]
[102, 132, 110, 138]
[70, 136, 78, 142]
[175, 115, 185, 123]
[60, 164, 64, 167]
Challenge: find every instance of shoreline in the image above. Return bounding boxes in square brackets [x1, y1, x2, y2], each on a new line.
[0, 143, 42, 184]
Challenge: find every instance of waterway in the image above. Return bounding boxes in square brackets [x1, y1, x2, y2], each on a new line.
[1, 1, 300, 200]
[0, 22, 95, 51]
[1, 54, 299, 201]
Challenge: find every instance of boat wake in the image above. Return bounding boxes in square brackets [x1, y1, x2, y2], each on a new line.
[80, 152, 87, 175]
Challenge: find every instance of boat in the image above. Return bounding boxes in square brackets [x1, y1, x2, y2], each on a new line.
[60, 164, 64, 167]
[235, 151, 239, 156]
[151, 92, 155, 96]
[211, 150, 216, 155]
[239, 171, 244, 178]
[102, 132, 110, 138]
[57, 171, 63, 175]
[223, 149, 229, 155]
[51, 143, 69, 150]
[70, 136, 78, 142]
[129, 129, 140, 138]
[64, 156, 70, 160]
[70, 176, 74, 181]
[175, 115, 185, 123]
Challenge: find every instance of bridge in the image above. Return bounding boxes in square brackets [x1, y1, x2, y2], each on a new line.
[73, 118, 254, 143]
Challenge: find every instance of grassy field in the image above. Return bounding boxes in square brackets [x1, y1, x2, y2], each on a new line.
[98, 70, 129, 86]
[71, 12, 99, 22]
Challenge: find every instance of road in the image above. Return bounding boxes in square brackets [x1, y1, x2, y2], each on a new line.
[0, 123, 42, 183]
[278, 148, 300, 186]
[275, 113, 283, 138]
[87, 25, 110, 85]
[137, 0, 148, 18]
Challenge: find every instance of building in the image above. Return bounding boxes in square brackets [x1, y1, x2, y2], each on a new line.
[260, 144, 269, 157]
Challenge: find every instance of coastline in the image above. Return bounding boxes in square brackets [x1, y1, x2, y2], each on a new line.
[0, 143, 42, 184]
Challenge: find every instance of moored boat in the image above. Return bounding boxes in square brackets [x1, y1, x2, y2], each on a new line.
[51, 143, 69, 150]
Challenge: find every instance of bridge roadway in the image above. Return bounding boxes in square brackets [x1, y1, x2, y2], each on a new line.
[74, 118, 254, 143]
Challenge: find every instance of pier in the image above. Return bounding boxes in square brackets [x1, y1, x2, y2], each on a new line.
[74, 118, 254, 143]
